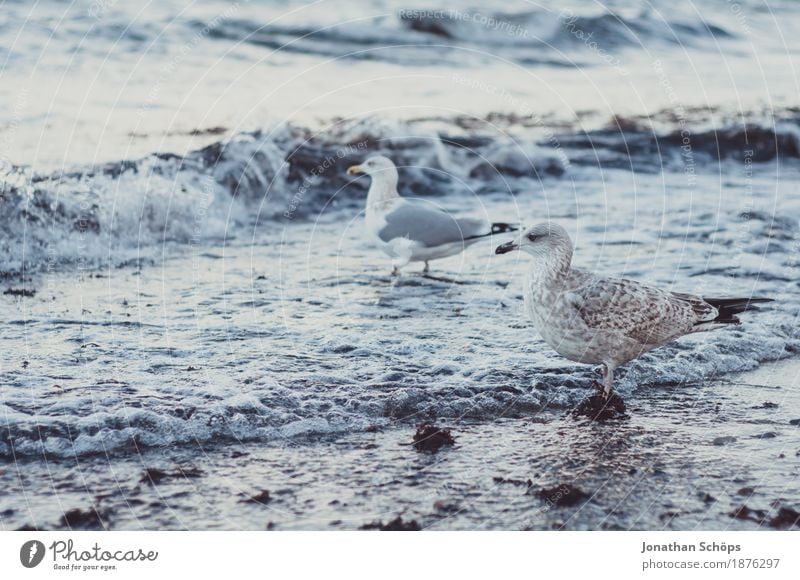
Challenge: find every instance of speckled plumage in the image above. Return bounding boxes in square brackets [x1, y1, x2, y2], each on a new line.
[496, 222, 771, 396]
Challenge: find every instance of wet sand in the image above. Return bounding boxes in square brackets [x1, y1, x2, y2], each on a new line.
[3, 357, 798, 531]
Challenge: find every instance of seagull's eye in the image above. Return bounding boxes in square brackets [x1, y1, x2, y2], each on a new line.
[527, 234, 539, 242]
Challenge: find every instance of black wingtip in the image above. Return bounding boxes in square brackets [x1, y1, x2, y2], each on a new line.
[490, 222, 520, 235]
[703, 296, 773, 323]
[462, 222, 520, 242]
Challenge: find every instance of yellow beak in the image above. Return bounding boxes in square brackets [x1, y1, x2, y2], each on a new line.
[347, 165, 363, 176]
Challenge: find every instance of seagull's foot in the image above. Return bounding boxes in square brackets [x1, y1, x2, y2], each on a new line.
[592, 381, 621, 401]
[573, 387, 627, 422]
[591, 380, 609, 399]
[390, 266, 400, 277]
[422, 261, 430, 274]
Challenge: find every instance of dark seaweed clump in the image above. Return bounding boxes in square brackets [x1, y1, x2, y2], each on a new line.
[730, 505, 800, 528]
[412, 424, 455, 453]
[60, 507, 106, 530]
[240, 490, 272, 505]
[3, 287, 35, 297]
[573, 392, 627, 421]
[359, 516, 421, 531]
[538, 484, 590, 507]
[139, 466, 204, 484]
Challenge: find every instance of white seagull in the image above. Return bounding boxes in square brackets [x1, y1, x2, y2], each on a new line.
[347, 156, 516, 275]
[495, 222, 772, 398]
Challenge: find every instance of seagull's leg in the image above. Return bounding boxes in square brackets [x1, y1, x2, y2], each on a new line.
[391, 265, 400, 277]
[423, 261, 430, 274]
[602, 365, 615, 399]
[591, 364, 607, 394]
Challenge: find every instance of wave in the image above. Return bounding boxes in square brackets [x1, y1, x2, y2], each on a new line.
[0, 117, 568, 274]
[561, 114, 800, 170]
[1, 300, 796, 460]
[2, 126, 798, 462]
[2, 112, 797, 274]
[553, 9, 733, 50]
[196, 4, 739, 69]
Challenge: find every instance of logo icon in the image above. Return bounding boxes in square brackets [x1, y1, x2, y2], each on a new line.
[20, 540, 46, 568]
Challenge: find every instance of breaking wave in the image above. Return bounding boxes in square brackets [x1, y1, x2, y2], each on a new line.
[2, 112, 799, 274]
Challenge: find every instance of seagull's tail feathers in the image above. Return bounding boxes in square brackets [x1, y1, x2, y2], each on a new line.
[464, 222, 519, 242]
[702, 296, 774, 324]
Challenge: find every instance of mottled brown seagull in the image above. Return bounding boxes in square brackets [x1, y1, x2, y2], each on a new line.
[495, 222, 773, 397]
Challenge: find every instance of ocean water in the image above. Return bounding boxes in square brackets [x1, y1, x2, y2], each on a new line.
[1, 0, 799, 530]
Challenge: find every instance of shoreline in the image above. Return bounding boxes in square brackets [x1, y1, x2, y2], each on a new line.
[3, 357, 798, 531]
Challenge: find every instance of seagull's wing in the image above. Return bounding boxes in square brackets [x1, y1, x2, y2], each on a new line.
[378, 200, 488, 248]
[670, 292, 718, 322]
[564, 276, 711, 345]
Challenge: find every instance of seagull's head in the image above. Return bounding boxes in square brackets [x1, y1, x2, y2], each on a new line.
[495, 222, 573, 258]
[347, 156, 397, 179]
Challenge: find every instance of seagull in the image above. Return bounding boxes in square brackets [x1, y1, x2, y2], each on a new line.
[495, 222, 773, 398]
[347, 156, 517, 275]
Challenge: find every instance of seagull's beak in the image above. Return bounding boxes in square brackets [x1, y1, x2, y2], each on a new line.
[347, 165, 363, 176]
[495, 240, 519, 255]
